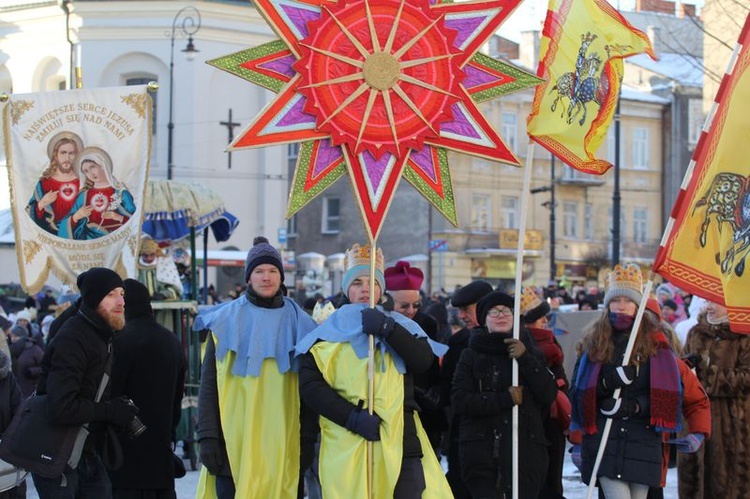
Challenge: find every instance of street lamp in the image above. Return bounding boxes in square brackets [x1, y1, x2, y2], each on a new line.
[530, 154, 557, 283]
[167, 6, 201, 180]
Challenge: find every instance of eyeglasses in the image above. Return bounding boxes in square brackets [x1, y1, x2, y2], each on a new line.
[396, 301, 421, 310]
[487, 307, 513, 318]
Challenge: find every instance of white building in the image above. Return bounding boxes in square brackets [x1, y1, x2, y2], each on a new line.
[0, 0, 289, 288]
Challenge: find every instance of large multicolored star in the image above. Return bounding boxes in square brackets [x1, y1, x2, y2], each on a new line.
[209, 0, 540, 240]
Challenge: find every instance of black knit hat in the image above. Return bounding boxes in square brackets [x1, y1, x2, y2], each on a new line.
[124, 279, 152, 320]
[476, 291, 514, 327]
[244, 236, 284, 283]
[10, 326, 28, 338]
[451, 280, 493, 308]
[77, 267, 124, 310]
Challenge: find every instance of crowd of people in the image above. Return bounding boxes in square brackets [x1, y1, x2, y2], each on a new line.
[0, 235, 745, 499]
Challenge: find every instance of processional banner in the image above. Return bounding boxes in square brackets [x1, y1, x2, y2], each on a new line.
[3, 85, 152, 292]
[653, 16, 750, 333]
[526, 0, 655, 174]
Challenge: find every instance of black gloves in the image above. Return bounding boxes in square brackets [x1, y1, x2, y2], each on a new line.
[600, 397, 640, 419]
[344, 407, 382, 441]
[361, 309, 395, 339]
[104, 396, 139, 427]
[600, 365, 637, 391]
[199, 438, 225, 475]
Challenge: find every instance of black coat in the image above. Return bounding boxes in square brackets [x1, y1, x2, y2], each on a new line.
[0, 350, 22, 436]
[452, 328, 557, 499]
[108, 313, 185, 490]
[36, 303, 115, 453]
[576, 331, 662, 488]
[9, 337, 44, 398]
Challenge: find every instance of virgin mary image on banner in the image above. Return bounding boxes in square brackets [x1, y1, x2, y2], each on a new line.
[57, 146, 136, 240]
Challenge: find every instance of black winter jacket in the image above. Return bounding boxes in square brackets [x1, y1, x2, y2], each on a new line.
[36, 302, 116, 452]
[576, 330, 661, 487]
[452, 328, 557, 498]
[108, 312, 185, 489]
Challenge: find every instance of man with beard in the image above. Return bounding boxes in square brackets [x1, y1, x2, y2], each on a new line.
[32, 267, 141, 498]
[27, 131, 83, 235]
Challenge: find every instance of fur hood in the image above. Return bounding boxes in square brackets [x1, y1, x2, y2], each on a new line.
[0, 349, 10, 379]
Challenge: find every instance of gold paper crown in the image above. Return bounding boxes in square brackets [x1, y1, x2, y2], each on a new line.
[606, 264, 643, 294]
[345, 243, 384, 273]
[312, 301, 336, 324]
[520, 286, 544, 315]
[139, 238, 164, 257]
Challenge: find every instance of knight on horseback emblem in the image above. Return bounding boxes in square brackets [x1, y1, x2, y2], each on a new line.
[549, 32, 609, 126]
[694, 172, 750, 277]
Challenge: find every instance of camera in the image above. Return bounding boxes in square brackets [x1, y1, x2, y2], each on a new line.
[122, 398, 147, 437]
[127, 414, 147, 438]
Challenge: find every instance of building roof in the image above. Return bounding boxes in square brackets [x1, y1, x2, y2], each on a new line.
[621, 84, 671, 104]
[627, 52, 704, 88]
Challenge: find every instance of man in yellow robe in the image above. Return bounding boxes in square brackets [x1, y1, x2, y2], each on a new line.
[195, 236, 317, 498]
[296, 244, 452, 498]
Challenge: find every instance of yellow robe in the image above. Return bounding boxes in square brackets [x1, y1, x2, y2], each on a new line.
[196, 349, 301, 498]
[310, 342, 452, 499]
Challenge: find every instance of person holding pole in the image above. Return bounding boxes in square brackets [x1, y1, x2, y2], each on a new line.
[452, 290, 557, 498]
[295, 243, 451, 498]
[570, 264, 691, 499]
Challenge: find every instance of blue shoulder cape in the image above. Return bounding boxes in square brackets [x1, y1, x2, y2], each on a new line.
[294, 303, 448, 374]
[193, 296, 316, 377]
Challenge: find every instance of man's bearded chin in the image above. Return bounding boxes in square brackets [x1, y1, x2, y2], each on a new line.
[57, 163, 74, 175]
[101, 309, 125, 331]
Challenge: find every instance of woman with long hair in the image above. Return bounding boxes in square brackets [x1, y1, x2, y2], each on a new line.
[570, 265, 695, 499]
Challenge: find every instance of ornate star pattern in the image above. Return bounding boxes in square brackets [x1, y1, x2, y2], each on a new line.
[209, 0, 541, 240]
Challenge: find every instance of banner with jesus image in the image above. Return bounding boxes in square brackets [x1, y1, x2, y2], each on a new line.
[3, 85, 151, 292]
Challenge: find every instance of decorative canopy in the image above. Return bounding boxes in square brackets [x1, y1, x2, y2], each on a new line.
[141, 180, 239, 243]
[209, 0, 541, 240]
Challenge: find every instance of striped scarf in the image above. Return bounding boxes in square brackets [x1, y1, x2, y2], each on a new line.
[571, 337, 682, 434]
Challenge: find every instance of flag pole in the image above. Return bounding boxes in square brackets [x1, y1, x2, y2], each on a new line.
[367, 238, 377, 499]
[511, 141, 535, 499]
[586, 278, 653, 498]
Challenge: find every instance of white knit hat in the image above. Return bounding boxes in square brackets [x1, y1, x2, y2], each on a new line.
[603, 264, 643, 308]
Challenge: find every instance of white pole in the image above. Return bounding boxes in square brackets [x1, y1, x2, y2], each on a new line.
[586, 279, 654, 499]
[511, 142, 535, 499]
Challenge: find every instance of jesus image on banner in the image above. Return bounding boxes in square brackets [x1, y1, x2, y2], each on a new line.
[26, 131, 84, 235]
[57, 146, 136, 240]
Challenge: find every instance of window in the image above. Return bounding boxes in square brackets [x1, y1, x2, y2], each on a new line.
[287, 214, 297, 238]
[322, 197, 340, 233]
[562, 164, 585, 181]
[501, 112, 517, 153]
[606, 127, 616, 164]
[632, 127, 649, 169]
[472, 158, 490, 171]
[688, 99, 703, 146]
[584, 203, 594, 240]
[127, 77, 157, 133]
[502, 196, 519, 229]
[287, 143, 300, 170]
[563, 201, 578, 238]
[633, 208, 648, 243]
[471, 193, 492, 231]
